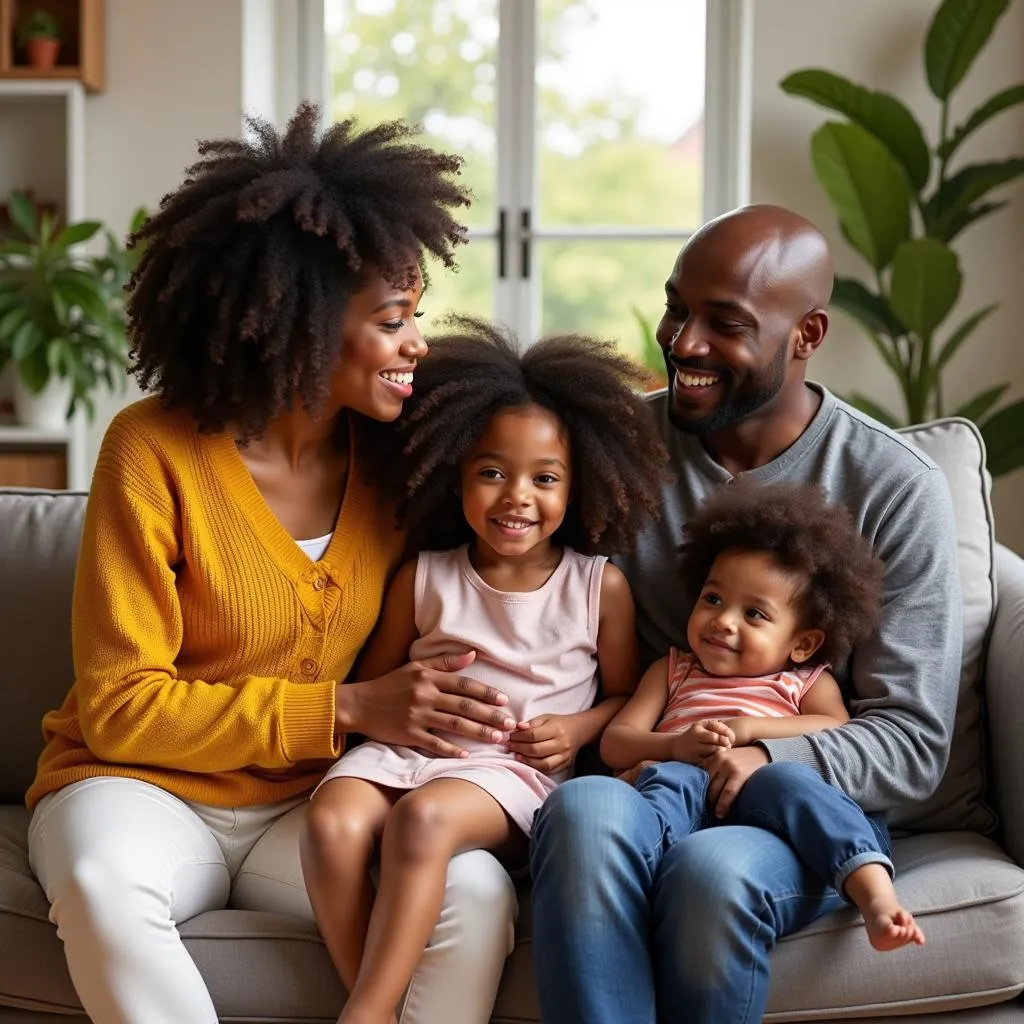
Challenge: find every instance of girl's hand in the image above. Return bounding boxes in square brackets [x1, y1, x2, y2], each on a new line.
[337, 651, 517, 759]
[671, 719, 734, 763]
[507, 714, 583, 774]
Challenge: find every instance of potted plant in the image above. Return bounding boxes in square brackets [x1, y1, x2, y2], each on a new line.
[0, 191, 146, 428]
[15, 10, 61, 70]
[781, 0, 1024, 476]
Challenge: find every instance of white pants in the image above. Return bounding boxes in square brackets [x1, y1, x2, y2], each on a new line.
[28, 777, 517, 1024]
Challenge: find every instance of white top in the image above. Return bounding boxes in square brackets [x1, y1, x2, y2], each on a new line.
[295, 532, 333, 562]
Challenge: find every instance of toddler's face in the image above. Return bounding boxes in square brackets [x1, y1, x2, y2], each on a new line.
[686, 548, 822, 677]
[460, 404, 572, 561]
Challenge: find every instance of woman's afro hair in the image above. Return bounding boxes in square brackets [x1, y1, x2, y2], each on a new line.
[678, 480, 884, 666]
[388, 316, 670, 555]
[126, 102, 471, 440]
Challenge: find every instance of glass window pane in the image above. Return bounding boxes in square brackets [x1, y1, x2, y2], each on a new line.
[421, 239, 496, 333]
[324, 0, 498, 229]
[538, 238, 682, 384]
[536, 0, 705, 229]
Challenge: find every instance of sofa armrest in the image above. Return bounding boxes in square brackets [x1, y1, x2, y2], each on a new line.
[987, 542, 1024, 864]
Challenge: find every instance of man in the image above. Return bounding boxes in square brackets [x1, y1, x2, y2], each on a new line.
[529, 205, 961, 1023]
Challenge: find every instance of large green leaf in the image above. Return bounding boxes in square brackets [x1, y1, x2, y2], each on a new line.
[980, 397, 1024, 476]
[925, 0, 1011, 100]
[831, 276, 906, 337]
[781, 70, 930, 190]
[54, 221, 103, 252]
[6, 192, 37, 241]
[889, 238, 961, 341]
[925, 159, 1024, 239]
[939, 85, 1024, 160]
[935, 304, 998, 373]
[954, 383, 1009, 422]
[811, 122, 913, 270]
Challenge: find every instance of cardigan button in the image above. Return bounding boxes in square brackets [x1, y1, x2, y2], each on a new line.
[300, 658, 318, 675]
[312, 576, 326, 591]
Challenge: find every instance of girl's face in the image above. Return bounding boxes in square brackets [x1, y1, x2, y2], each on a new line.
[327, 266, 427, 421]
[686, 548, 824, 677]
[460, 404, 573, 562]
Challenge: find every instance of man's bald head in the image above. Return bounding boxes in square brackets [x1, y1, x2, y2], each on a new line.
[657, 205, 834, 439]
[681, 205, 834, 316]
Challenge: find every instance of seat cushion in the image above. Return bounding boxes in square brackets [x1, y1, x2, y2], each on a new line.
[491, 832, 1024, 1023]
[896, 419, 997, 833]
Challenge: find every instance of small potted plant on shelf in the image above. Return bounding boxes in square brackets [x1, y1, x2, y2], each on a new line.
[15, 9, 62, 70]
[0, 191, 147, 429]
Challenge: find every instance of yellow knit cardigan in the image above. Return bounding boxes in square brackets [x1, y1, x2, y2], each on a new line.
[27, 397, 403, 810]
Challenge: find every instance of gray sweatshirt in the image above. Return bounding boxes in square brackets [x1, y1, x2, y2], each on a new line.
[615, 385, 962, 823]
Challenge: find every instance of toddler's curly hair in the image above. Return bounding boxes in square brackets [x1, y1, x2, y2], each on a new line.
[127, 102, 471, 440]
[389, 317, 669, 554]
[678, 481, 884, 666]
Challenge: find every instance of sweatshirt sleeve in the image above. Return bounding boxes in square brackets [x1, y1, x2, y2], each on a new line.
[759, 466, 962, 813]
[72, 435, 340, 773]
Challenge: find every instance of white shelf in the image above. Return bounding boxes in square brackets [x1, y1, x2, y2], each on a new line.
[0, 81, 88, 490]
[0, 424, 73, 444]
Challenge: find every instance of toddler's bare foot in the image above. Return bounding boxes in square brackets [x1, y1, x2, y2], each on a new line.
[864, 897, 925, 951]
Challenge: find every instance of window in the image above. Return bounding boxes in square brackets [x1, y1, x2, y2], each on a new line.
[260, 0, 750, 368]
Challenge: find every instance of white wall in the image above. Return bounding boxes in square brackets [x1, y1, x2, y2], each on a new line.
[749, 0, 1024, 551]
[82, 0, 244, 469]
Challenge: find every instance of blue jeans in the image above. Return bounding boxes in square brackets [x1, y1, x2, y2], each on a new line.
[530, 761, 893, 1024]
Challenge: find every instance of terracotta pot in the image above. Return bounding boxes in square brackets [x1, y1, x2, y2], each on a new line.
[25, 37, 60, 70]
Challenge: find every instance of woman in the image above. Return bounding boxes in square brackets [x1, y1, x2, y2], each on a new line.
[26, 103, 517, 1024]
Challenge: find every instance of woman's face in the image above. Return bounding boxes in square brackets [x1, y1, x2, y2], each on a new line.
[328, 266, 427, 422]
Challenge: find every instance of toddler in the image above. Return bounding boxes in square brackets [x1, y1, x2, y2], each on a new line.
[601, 480, 925, 952]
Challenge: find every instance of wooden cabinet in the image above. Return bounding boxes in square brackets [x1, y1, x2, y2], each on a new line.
[0, 0, 104, 92]
[0, 425, 80, 489]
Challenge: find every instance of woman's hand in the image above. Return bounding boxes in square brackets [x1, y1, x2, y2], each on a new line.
[507, 714, 584, 774]
[337, 651, 517, 758]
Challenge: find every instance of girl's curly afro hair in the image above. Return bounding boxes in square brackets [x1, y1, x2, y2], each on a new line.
[387, 316, 670, 555]
[126, 102, 471, 440]
[678, 480, 884, 666]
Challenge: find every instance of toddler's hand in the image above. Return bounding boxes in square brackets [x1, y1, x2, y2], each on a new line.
[672, 719, 734, 763]
[507, 714, 581, 774]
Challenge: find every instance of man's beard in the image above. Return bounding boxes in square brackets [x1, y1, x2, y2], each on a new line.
[667, 339, 788, 436]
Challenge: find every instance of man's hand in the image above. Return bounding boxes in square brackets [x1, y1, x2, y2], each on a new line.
[671, 720, 734, 763]
[701, 745, 769, 817]
[507, 714, 583, 774]
[337, 651, 516, 758]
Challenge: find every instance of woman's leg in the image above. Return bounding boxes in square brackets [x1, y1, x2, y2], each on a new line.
[27, 777, 230, 1024]
[301, 778, 397, 994]
[343, 779, 522, 1024]
[233, 803, 519, 1024]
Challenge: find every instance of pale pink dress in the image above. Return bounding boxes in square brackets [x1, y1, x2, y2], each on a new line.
[319, 545, 607, 834]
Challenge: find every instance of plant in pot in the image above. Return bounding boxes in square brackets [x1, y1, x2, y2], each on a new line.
[15, 10, 61, 70]
[781, 0, 1024, 476]
[0, 191, 146, 429]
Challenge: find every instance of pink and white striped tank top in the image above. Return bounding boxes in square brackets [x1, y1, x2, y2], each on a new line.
[657, 648, 825, 733]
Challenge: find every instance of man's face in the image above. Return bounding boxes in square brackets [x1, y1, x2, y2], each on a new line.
[655, 244, 794, 436]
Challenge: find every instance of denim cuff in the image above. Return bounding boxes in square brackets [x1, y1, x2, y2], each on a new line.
[834, 850, 894, 899]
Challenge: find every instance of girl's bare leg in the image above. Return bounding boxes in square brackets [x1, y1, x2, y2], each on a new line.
[340, 779, 524, 1024]
[300, 778, 397, 1003]
[844, 863, 925, 951]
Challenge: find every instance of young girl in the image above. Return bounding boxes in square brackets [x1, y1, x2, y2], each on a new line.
[301, 318, 668, 1024]
[601, 480, 926, 952]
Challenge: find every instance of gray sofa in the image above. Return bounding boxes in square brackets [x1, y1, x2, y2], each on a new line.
[2, 416, 1024, 1023]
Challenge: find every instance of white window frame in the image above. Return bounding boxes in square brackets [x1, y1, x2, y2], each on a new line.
[242, 0, 752, 340]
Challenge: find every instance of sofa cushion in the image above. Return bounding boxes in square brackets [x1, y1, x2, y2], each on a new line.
[895, 420, 997, 833]
[0, 490, 86, 805]
[491, 832, 1024, 1023]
